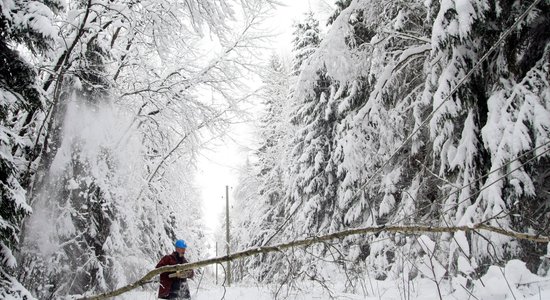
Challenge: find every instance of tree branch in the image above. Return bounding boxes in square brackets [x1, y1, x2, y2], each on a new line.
[78, 222, 550, 300]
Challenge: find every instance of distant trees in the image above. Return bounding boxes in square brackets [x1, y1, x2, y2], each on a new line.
[255, 54, 293, 243]
[230, 12, 327, 282]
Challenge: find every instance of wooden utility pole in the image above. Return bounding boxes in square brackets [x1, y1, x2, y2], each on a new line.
[215, 242, 218, 285]
[225, 185, 231, 286]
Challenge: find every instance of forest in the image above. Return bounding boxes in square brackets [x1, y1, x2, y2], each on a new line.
[1, 0, 550, 299]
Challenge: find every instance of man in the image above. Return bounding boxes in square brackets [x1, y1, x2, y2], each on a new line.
[156, 239, 195, 299]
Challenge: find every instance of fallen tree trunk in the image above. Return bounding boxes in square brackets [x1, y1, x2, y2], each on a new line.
[79, 222, 550, 299]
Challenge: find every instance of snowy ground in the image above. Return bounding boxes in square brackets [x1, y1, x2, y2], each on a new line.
[120, 285, 363, 300]
[120, 280, 550, 300]
[117, 260, 550, 300]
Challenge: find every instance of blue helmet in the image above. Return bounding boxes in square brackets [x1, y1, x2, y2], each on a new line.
[175, 239, 187, 249]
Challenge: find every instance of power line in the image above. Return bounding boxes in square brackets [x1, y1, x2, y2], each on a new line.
[353, 0, 544, 205]
[386, 140, 550, 226]
[418, 142, 550, 225]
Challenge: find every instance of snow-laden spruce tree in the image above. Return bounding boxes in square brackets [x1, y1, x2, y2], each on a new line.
[291, 11, 322, 76]
[425, 0, 550, 277]
[230, 54, 296, 282]
[256, 54, 294, 245]
[0, 0, 61, 298]
[228, 159, 262, 281]
[326, 0, 352, 25]
[280, 0, 434, 282]
[230, 12, 324, 284]
[275, 11, 356, 284]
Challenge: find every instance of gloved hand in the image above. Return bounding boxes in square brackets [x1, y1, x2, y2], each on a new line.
[183, 270, 194, 279]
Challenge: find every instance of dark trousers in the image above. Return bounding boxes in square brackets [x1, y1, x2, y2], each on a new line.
[166, 282, 191, 299]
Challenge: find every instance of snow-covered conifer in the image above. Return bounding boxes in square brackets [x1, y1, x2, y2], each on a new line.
[0, 0, 60, 298]
[291, 12, 321, 76]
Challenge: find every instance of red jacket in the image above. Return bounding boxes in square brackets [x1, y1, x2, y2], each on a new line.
[156, 252, 194, 299]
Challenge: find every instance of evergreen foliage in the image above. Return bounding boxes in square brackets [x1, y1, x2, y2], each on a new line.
[0, 0, 59, 297]
[291, 12, 321, 76]
[230, 53, 293, 282]
[327, 0, 352, 25]
[232, 0, 550, 290]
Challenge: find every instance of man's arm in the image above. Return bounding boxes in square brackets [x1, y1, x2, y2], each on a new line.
[155, 255, 172, 268]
